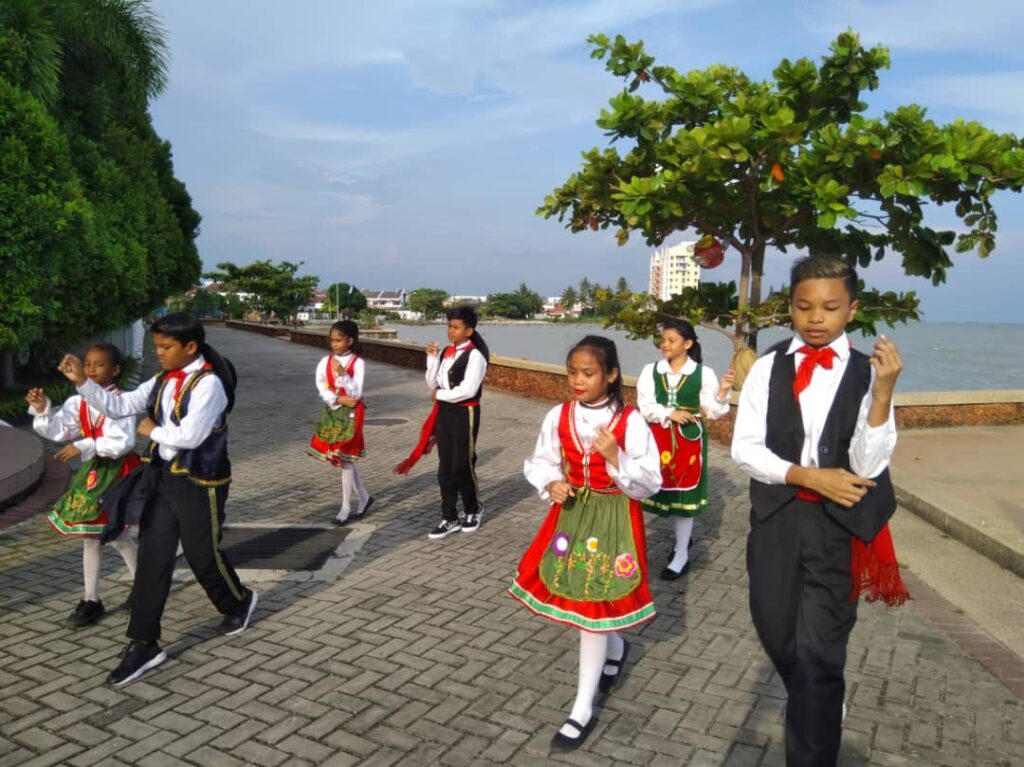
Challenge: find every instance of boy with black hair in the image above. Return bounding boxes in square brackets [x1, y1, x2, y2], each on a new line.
[60, 313, 256, 686]
[731, 256, 907, 766]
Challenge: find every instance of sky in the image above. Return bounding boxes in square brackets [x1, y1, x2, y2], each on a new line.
[149, 0, 1024, 322]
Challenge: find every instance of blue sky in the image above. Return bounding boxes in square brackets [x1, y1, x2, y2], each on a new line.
[150, 0, 1024, 322]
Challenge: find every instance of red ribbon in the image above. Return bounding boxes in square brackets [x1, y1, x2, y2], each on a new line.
[394, 403, 440, 475]
[793, 344, 837, 399]
[163, 369, 188, 400]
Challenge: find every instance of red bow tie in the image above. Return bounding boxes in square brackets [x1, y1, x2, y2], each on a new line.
[793, 345, 837, 398]
[164, 369, 188, 400]
[443, 346, 456, 359]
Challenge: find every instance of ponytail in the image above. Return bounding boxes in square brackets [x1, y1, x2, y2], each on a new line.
[201, 343, 237, 413]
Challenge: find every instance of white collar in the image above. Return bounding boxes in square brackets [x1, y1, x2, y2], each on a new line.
[181, 354, 207, 375]
[655, 357, 697, 375]
[787, 333, 851, 361]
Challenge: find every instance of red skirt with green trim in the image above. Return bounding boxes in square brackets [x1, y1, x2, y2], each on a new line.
[307, 402, 366, 465]
[508, 493, 656, 632]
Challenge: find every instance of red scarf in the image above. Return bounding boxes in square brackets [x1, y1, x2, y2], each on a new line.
[793, 344, 910, 607]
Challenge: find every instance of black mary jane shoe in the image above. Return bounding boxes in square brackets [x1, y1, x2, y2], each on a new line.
[598, 639, 631, 694]
[550, 717, 597, 752]
[351, 496, 375, 520]
[660, 561, 691, 581]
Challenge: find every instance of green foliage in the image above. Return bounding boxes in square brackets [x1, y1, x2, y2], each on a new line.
[485, 283, 544, 320]
[206, 261, 319, 322]
[540, 30, 1024, 351]
[323, 283, 368, 317]
[408, 288, 449, 319]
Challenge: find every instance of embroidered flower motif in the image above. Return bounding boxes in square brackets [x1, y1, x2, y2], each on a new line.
[614, 553, 638, 578]
[551, 533, 570, 556]
[660, 450, 672, 465]
[85, 470, 98, 491]
[689, 455, 697, 465]
[586, 537, 599, 553]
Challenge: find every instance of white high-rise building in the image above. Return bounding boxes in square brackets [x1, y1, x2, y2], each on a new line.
[649, 240, 701, 300]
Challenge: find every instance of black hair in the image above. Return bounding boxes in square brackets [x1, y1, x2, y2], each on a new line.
[790, 255, 858, 300]
[86, 342, 125, 370]
[447, 304, 490, 361]
[329, 320, 362, 354]
[661, 319, 703, 363]
[150, 312, 237, 412]
[566, 335, 624, 411]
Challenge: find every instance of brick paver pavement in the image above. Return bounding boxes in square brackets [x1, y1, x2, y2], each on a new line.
[0, 325, 1021, 766]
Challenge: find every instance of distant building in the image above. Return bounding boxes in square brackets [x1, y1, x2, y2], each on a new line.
[649, 240, 701, 300]
[362, 289, 407, 311]
[443, 295, 488, 307]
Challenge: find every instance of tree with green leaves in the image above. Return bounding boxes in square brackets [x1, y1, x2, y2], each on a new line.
[323, 283, 368, 318]
[560, 286, 578, 313]
[408, 288, 449, 319]
[539, 30, 1024, 377]
[487, 283, 544, 319]
[206, 261, 319, 323]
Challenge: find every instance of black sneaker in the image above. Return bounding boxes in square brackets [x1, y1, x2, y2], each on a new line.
[219, 589, 258, 636]
[461, 503, 484, 533]
[107, 642, 166, 686]
[67, 599, 105, 627]
[428, 519, 461, 539]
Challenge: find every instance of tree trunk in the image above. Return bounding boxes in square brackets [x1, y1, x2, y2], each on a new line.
[748, 244, 766, 353]
[0, 350, 15, 390]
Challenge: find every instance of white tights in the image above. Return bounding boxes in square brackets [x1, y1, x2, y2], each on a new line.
[666, 517, 694, 572]
[560, 630, 625, 736]
[82, 533, 138, 602]
[337, 463, 370, 521]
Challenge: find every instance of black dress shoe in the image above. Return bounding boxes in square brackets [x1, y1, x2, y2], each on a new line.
[661, 561, 691, 580]
[550, 717, 597, 752]
[598, 638, 630, 693]
[351, 495, 375, 520]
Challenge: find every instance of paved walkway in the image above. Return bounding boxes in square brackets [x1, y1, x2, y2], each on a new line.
[0, 326, 1021, 766]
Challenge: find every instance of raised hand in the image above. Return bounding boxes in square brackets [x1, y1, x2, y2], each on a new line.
[719, 368, 736, 397]
[58, 354, 86, 385]
[425, 342, 441, 357]
[594, 426, 619, 463]
[870, 335, 903, 400]
[25, 388, 47, 413]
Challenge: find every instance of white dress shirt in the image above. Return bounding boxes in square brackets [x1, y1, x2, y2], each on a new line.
[636, 358, 731, 427]
[78, 355, 228, 462]
[29, 390, 135, 461]
[425, 343, 487, 403]
[731, 333, 897, 485]
[524, 402, 663, 502]
[316, 353, 364, 409]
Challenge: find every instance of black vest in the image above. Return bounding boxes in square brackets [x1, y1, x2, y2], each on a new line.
[143, 370, 231, 486]
[749, 342, 895, 542]
[442, 346, 484, 402]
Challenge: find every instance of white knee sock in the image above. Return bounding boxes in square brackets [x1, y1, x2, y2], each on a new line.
[352, 465, 370, 508]
[667, 517, 694, 572]
[82, 539, 101, 602]
[560, 630, 607, 736]
[338, 464, 354, 520]
[109, 532, 138, 579]
[602, 631, 625, 676]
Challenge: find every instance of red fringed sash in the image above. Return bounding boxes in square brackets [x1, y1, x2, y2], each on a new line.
[394, 402, 440, 475]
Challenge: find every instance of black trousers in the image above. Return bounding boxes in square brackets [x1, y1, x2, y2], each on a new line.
[747, 498, 858, 767]
[128, 467, 248, 642]
[434, 402, 481, 521]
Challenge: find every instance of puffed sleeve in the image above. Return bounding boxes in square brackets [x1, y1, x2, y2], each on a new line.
[731, 353, 794, 485]
[31, 395, 84, 443]
[637, 363, 675, 427]
[425, 351, 441, 389]
[315, 357, 338, 408]
[848, 368, 898, 479]
[523, 405, 566, 502]
[90, 407, 135, 460]
[699, 365, 731, 420]
[346, 357, 365, 400]
[606, 410, 663, 500]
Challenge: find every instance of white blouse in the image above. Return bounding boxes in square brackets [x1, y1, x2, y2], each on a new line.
[731, 332, 898, 484]
[78, 354, 227, 462]
[524, 401, 662, 502]
[30, 390, 135, 462]
[315, 353, 364, 409]
[636, 358, 731, 427]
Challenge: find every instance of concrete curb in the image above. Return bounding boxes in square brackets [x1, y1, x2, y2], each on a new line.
[895, 484, 1024, 578]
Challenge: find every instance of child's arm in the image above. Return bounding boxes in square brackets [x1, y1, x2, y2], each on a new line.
[314, 357, 339, 407]
[435, 349, 486, 403]
[92, 411, 136, 460]
[148, 375, 227, 450]
[848, 336, 901, 478]
[599, 411, 663, 500]
[699, 366, 734, 421]
[59, 354, 154, 417]
[27, 390, 82, 443]
[731, 355, 797, 485]
[424, 343, 441, 391]
[636, 363, 674, 426]
[524, 406, 569, 503]
[343, 357, 364, 402]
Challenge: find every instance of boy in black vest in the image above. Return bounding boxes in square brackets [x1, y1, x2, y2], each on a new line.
[731, 256, 906, 766]
[60, 313, 256, 686]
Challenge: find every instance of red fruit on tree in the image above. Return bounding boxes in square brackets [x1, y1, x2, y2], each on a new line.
[771, 162, 785, 182]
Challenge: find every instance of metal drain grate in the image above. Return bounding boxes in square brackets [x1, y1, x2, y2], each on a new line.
[364, 417, 407, 426]
[212, 526, 350, 571]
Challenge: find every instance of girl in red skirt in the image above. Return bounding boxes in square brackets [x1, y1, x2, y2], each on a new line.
[27, 343, 139, 627]
[307, 320, 373, 523]
[509, 336, 661, 751]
